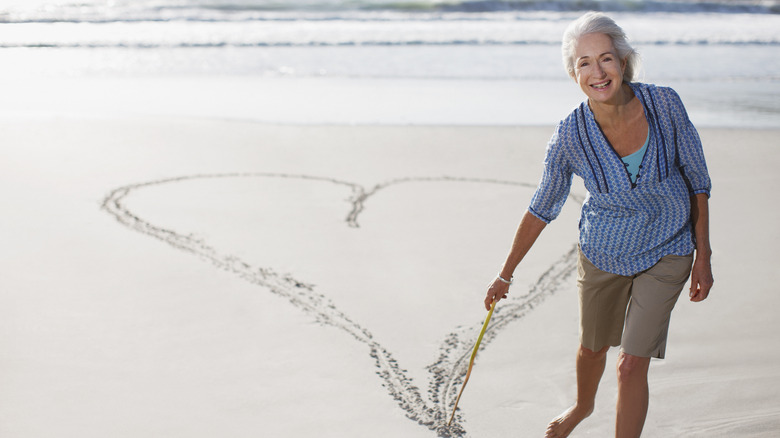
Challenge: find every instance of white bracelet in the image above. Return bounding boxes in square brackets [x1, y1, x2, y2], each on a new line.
[497, 274, 513, 285]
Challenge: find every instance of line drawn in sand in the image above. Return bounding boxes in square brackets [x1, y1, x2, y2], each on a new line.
[102, 172, 584, 437]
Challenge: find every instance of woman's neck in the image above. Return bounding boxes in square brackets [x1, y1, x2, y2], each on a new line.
[588, 83, 636, 128]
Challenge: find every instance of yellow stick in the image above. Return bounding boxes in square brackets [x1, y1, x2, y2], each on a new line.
[447, 299, 497, 427]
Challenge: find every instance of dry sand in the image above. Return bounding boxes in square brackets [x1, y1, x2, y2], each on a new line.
[1, 118, 778, 437]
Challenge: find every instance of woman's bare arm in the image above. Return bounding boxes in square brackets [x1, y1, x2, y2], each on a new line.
[689, 193, 713, 302]
[484, 210, 547, 310]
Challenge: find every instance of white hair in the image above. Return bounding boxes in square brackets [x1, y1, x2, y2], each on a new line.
[562, 12, 640, 82]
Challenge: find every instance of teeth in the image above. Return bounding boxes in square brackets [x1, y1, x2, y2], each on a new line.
[593, 81, 610, 89]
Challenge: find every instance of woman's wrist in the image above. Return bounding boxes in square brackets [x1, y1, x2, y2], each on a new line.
[695, 246, 712, 259]
[497, 273, 513, 285]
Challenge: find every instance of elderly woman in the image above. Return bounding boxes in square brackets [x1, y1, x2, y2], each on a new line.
[483, 12, 713, 438]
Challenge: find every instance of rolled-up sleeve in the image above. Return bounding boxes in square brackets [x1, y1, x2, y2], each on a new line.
[669, 89, 712, 198]
[528, 124, 574, 223]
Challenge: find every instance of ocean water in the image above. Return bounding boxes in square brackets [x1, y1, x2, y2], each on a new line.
[1, 0, 779, 126]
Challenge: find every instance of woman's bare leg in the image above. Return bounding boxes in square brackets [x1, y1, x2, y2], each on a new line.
[615, 352, 651, 438]
[546, 345, 609, 438]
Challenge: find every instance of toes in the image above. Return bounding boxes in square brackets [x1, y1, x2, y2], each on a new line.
[545, 421, 562, 438]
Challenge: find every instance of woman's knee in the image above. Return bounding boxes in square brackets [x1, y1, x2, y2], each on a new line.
[579, 344, 609, 360]
[616, 352, 650, 382]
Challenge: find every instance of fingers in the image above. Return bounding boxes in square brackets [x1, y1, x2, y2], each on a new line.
[690, 282, 712, 302]
[689, 273, 713, 302]
[483, 293, 508, 310]
[688, 280, 697, 300]
[484, 293, 501, 311]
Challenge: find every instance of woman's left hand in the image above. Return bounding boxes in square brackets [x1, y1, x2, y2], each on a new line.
[689, 255, 713, 302]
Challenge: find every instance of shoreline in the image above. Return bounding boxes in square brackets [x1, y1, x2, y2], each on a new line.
[3, 75, 779, 129]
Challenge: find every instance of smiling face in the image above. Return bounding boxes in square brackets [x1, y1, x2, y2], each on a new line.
[573, 32, 628, 105]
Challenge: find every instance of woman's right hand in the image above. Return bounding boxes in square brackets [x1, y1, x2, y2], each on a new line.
[484, 276, 511, 310]
[483, 210, 546, 311]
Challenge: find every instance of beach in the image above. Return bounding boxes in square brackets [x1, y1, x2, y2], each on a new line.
[2, 114, 779, 437]
[2, 1, 780, 436]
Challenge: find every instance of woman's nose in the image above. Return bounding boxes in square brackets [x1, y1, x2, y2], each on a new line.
[594, 62, 606, 77]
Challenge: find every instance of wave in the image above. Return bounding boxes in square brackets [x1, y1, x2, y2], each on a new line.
[1, 0, 778, 24]
[2, 39, 779, 49]
[2, 14, 778, 48]
[426, 0, 780, 14]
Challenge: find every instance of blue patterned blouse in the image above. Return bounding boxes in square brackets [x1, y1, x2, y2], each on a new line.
[529, 82, 711, 276]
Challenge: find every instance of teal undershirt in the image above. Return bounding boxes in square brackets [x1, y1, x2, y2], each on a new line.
[622, 131, 650, 184]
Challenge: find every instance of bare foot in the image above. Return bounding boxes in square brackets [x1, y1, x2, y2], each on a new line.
[545, 405, 593, 438]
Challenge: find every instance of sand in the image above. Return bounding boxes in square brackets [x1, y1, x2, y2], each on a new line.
[1, 117, 779, 437]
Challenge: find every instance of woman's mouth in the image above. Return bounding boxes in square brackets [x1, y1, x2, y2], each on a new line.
[592, 80, 611, 90]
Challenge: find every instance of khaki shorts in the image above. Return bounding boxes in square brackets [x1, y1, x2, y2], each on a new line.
[577, 249, 693, 359]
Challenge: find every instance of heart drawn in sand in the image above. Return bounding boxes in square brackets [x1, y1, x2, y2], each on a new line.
[102, 172, 582, 437]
